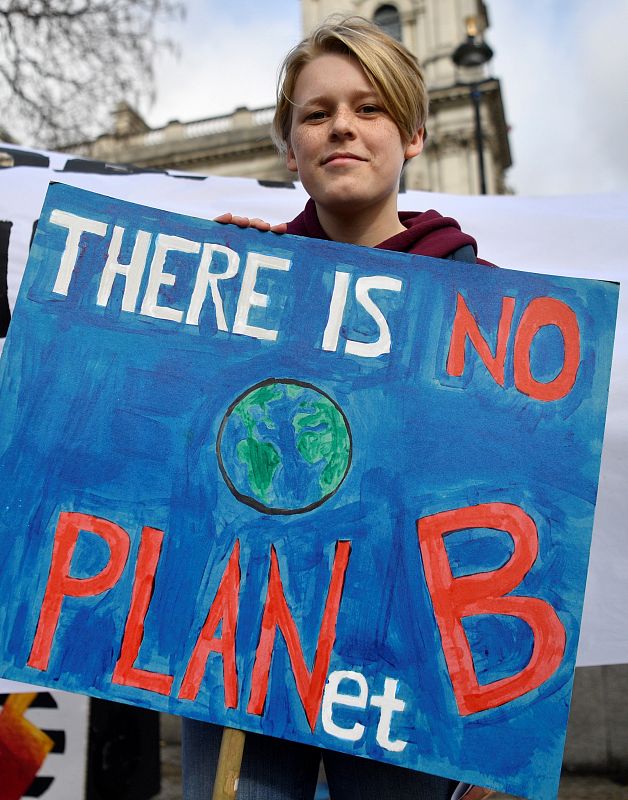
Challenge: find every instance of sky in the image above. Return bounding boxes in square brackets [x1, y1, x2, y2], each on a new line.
[148, 0, 628, 196]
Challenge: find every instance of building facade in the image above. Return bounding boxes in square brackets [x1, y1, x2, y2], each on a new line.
[67, 0, 511, 195]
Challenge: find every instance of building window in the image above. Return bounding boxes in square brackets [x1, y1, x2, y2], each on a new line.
[373, 4, 402, 42]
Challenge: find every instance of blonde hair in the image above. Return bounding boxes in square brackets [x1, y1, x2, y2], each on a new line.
[272, 15, 428, 154]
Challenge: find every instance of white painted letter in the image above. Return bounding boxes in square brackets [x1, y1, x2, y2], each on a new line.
[345, 276, 402, 358]
[322, 271, 351, 352]
[369, 677, 407, 752]
[321, 670, 368, 742]
[140, 233, 201, 322]
[49, 209, 108, 295]
[233, 251, 291, 341]
[186, 243, 240, 329]
[97, 226, 152, 312]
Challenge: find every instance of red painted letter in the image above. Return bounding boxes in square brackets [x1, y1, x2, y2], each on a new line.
[417, 502, 566, 715]
[247, 541, 351, 731]
[514, 296, 580, 401]
[178, 540, 240, 707]
[28, 512, 130, 671]
[446, 293, 515, 386]
[112, 526, 174, 695]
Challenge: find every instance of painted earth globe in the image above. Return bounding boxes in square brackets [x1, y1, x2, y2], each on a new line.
[217, 379, 351, 514]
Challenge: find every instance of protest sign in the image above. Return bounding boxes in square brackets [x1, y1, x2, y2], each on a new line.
[1, 143, 627, 673]
[0, 182, 619, 799]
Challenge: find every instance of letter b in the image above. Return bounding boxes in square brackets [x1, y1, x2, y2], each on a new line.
[417, 502, 566, 715]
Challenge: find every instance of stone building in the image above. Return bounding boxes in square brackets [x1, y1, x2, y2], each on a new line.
[68, 0, 511, 195]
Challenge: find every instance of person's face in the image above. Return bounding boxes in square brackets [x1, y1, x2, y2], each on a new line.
[286, 52, 423, 220]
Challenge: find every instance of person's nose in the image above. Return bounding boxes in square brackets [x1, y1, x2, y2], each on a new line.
[329, 106, 356, 139]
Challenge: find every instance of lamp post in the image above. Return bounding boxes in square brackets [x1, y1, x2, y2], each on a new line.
[452, 17, 494, 195]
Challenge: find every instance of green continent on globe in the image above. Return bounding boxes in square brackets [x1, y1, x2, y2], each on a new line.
[293, 398, 350, 494]
[232, 383, 283, 502]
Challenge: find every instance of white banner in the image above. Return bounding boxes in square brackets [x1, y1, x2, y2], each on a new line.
[0, 143, 625, 677]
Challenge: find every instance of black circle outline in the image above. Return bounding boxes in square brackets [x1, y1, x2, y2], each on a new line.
[216, 377, 352, 515]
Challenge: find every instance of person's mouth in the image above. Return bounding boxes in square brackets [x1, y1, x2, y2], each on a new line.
[321, 152, 366, 165]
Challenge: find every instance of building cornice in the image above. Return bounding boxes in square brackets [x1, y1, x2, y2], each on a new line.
[428, 77, 512, 170]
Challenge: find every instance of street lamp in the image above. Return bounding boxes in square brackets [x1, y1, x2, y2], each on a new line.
[452, 17, 494, 194]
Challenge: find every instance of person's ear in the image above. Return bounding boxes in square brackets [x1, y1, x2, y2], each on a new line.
[404, 127, 425, 160]
[286, 142, 298, 173]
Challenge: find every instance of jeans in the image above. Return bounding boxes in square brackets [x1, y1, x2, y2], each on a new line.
[182, 719, 457, 800]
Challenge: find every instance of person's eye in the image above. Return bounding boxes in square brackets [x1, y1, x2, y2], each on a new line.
[360, 104, 381, 114]
[305, 110, 327, 121]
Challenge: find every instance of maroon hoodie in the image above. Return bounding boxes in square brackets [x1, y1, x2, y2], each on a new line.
[285, 198, 491, 265]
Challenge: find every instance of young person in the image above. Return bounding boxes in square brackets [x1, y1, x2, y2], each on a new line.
[184, 16, 490, 800]
[216, 17, 485, 262]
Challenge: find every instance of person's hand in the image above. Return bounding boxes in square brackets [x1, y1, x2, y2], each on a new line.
[214, 213, 287, 234]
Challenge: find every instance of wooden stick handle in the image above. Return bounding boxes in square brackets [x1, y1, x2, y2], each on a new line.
[211, 727, 246, 800]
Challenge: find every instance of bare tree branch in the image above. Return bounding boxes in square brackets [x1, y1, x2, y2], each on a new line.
[0, 0, 184, 146]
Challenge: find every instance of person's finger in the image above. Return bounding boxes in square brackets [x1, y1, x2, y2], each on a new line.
[214, 213, 251, 227]
[229, 215, 252, 227]
[249, 218, 272, 231]
[213, 214, 287, 234]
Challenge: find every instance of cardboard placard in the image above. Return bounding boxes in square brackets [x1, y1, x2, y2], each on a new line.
[0, 183, 619, 799]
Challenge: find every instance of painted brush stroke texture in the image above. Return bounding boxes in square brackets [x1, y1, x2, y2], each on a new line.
[0, 184, 619, 800]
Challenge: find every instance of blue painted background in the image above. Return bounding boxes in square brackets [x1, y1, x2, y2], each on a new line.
[0, 184, 619, 799]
